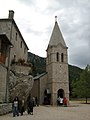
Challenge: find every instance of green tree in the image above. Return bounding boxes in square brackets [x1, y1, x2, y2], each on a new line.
[72, 65, 90, 103]
[69, 65, 82, 97]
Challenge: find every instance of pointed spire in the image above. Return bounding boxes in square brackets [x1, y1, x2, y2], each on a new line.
[48, 17, 67, 47]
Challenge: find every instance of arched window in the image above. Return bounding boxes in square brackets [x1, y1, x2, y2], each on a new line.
[56, 52, 59, 62]
[61, 53, 64, 62]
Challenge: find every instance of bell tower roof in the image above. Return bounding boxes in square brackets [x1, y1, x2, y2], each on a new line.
[49, 16, 67, 47]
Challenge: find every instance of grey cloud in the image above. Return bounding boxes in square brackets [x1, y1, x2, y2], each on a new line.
[69, 45, 90, 68]
[17, 0, 90, 68]
[47, 0, 90, 68]
[17, 0, 35, 6]
[55, 0, 90, 68]
[26, 27, 42, 36]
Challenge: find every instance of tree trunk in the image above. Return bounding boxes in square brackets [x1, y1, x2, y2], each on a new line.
[86, 97, 87, 104]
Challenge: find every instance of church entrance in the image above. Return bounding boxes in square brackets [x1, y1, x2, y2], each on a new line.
[57, 89, 64, 105]
[57, 89, 64, 98]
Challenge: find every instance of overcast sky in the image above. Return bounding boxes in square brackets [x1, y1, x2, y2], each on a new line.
[0, 0, 90, 69]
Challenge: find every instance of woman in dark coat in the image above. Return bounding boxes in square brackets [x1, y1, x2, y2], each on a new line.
[27, 94, 34, 115]
[19, 96, 25, 115]
[28, 98, 33, 115]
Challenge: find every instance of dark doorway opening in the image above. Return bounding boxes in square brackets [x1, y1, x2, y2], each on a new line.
[57, 89, 64, 105]
[57, 89, 64, 98]
[44, 89, 51, 105]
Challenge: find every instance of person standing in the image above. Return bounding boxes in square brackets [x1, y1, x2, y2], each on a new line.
[28, 97, 34, 115]
[57, 96, 60, 105]
[12, 96, 19, 117]
[35, 97, 39, 106]
[63, 97, 67, 107]
[60, 97, 63, 105]
[27, 94, 34, 115]
[20, 96, 25, 115]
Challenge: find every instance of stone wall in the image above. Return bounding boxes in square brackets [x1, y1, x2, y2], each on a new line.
[11, 64, 31, 75]
[0, 64, 7, 103]
[0, 103, 12, 115]
[9, 64, 33, 102]
[31, 73, 47, 105]
[40, 74, 48, 104]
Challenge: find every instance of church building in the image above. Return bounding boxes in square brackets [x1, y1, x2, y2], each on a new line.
[31, 17, 69, 106]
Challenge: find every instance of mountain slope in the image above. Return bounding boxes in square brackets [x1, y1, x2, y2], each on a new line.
[28, 52, 83, 97]
[28, 52, 82, 77]
[28, 52, 46, 76]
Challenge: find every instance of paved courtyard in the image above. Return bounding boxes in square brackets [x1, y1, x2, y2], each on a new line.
[0, 101, 90, 120]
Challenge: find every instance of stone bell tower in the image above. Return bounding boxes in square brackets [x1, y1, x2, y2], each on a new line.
[46, 16, 69, 105]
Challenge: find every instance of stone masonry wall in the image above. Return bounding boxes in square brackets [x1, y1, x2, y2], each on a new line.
[0, 64, 7, 103]
[40, 74, 48, 104]
[11, 64, 31, 75]
[0, 103, 12, 115]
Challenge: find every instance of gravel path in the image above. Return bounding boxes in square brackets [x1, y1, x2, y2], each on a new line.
[0, 102, 90, 120]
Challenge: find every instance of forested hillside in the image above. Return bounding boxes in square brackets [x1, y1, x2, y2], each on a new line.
[28, 52, 83, 97]
[28, 52, 46, 76]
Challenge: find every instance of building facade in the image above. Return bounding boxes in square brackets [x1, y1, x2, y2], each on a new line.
[0, 10, 29, 66]
[0, 11, 29, 103]
[0, 34, 12, 103]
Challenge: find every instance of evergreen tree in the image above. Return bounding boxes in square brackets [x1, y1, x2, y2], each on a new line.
[72, 65, 90, 103]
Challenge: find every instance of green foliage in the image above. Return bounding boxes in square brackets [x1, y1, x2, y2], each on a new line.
[28, 52, 46, 76]
[68, 65, 82, 97]
[72, 65, 90, 103]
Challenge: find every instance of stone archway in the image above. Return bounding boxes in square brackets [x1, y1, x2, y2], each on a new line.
[57, 89, 64, 98]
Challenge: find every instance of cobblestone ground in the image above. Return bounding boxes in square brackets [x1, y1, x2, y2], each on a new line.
[0, 102, 90, 120]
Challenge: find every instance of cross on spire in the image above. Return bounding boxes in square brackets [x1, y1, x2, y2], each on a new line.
[55, 16, 57, 22]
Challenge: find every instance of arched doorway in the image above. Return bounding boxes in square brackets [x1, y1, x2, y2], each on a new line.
[57, 89, 64, 105]
[57, 89, 64, 98]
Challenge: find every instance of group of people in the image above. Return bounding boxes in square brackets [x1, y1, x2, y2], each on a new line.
[12, 95, 67, 117]
[57, 96, 67, 106]
[12, 95, 38, 117]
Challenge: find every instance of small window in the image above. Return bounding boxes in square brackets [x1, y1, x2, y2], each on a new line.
[16, 33, 17, 41]
[14, 54, 16, 61]
[24, 47, 26, 53]
[56, 52, 59, 62]
[61, 53, 64, 62]
[14, 55, 16, 59]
